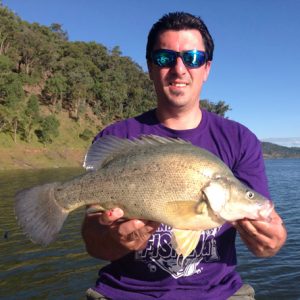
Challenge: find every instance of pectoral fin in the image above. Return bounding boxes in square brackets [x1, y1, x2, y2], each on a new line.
[171, 229, 201, 258]
[195, 200, 207, 214]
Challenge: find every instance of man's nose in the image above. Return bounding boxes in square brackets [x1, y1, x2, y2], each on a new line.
[171, 56, 187, 74]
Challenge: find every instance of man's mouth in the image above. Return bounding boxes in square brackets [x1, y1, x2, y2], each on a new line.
[169, 82, 189, 87]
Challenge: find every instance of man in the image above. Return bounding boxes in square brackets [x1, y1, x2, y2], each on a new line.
[83, 12, 287, 300]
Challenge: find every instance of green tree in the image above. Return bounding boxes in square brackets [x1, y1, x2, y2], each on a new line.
[66, 65, 94, 120]
[49, 23, 68, 41]
[79, 128, 94, 141]
[36, 115, 60, 144]
[0, 72, 25, 142]
[0, 4, 19, 56]
[0, 54, 13, 72]
[15, 22, 59, 76]
[21, 94, 40, 141]
[201, 99, 231, 117]
[43, 74, 67, 111]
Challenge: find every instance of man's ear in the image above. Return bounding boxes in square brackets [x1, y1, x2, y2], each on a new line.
[203, 61, 211, 82]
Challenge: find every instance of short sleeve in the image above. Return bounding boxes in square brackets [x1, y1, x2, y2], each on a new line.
[233, 129, 270, 199]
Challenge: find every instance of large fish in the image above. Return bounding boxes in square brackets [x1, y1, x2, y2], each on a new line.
[15, 135, 273, 258]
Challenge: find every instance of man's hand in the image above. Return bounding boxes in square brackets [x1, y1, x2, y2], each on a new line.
[82, 207, 160, 261]
[232, 208, 287, 257]
[99, 208, 160, 251]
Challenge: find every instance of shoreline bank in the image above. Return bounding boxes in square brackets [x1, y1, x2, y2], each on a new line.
[0, 146, 85, 170]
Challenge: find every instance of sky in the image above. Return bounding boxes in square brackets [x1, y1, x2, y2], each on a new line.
[2, 0, 300, 144]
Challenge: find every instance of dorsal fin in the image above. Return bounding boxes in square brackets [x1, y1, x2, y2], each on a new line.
[83, 135, 135, 171]
[83, 135, 189, 171]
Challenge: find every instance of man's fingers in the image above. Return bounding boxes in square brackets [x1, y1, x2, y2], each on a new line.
[143, 221, 161, 234]
[235, 218, 279, 239]
[235, 219, 259, 237]
[99, 208, 124, 225]
[118, 219, 147, 236]
[86, 205, 160, 252]
[118, 220, 160, 236]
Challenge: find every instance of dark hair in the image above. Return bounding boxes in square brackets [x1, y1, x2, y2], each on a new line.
[146, 12, 214, 62]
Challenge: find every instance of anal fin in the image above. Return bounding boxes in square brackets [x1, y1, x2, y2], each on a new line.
[171, 229, 201, 259]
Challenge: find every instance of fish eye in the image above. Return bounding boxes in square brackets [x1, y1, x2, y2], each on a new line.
[246, 191, 255, 199]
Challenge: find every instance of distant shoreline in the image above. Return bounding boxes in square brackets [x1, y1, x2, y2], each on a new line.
[263, 156, 300, 159]
[261, 142, 300, 159]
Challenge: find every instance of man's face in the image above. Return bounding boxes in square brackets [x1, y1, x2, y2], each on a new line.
[148, 29, 211, 112]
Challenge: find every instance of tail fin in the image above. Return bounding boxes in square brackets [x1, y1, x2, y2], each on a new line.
[14, 183, 69, 246]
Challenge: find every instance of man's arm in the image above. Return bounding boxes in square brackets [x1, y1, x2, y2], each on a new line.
[81, 207, 160, 261]
[232, 208, 287, 257]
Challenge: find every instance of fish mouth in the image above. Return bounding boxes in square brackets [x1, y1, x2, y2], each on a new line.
[257, 200, 274, 220]
[240, 200, 274, 221]
[244, 200, 274, 222]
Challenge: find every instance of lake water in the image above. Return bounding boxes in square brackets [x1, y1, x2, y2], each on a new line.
[0, 160, 299, 300]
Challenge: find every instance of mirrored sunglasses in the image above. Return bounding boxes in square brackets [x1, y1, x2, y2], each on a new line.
[151, 49, 207, 69]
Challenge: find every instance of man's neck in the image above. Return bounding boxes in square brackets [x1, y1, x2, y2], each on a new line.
[156, 106, 202, 130]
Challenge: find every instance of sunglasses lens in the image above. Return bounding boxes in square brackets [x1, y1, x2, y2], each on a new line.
[153, 50, 175, 67]
[183, 50, 206, 68]
[152, 50, 206, 68]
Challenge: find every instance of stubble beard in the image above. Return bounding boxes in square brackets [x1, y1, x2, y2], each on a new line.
[166, 89, 189, 108]
[170, 89, 184, 97]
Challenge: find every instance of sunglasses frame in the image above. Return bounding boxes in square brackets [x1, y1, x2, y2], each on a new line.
[151, 49, 207, 69]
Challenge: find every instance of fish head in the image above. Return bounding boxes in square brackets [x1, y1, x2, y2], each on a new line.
[224, 179, 274, 221]
[202, 175, 274, 222]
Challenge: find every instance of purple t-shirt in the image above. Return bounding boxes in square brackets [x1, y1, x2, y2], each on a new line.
[92, 108, 269, 300]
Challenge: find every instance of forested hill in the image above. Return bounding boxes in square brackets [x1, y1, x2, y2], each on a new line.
[0, 4, 157, 144]
[262, 142, 300, 158]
